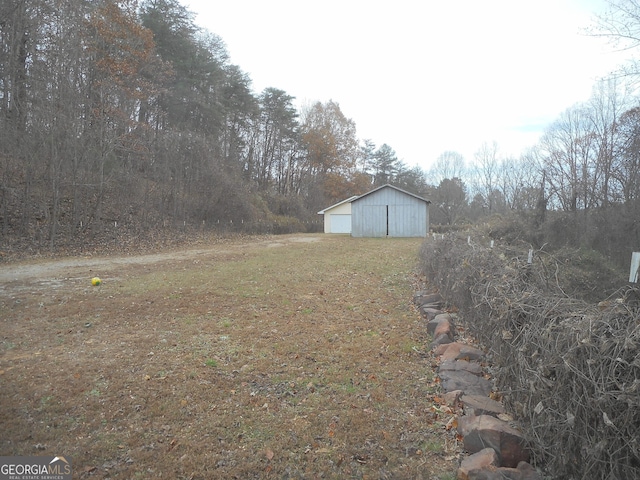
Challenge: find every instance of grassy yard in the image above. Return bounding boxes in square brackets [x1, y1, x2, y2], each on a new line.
[0, 234, 458, 479]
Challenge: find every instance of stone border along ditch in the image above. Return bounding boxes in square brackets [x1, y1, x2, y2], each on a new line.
[413, 290, 543, 480]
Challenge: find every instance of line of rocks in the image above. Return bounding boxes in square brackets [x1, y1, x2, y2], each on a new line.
[414, 291, 542, 480]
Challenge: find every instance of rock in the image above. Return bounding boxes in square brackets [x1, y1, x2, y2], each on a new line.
[431, 333, 453, 347]
[443, 390, 463, 406]
[422, 307, 443, 320]
[434, 317, 454, 338]
[426, 318, 442, 335]
[439, 359, 483, 376]
[457, 448, 499, 480]
[466, 462, 542, 480]
[433, 312, 454, 324]
[513, 462, 542, 480]
[461, 394, 506, 417]
[438, 369, 492, 396]
[434, 342, 457, 356]
[436, 341, 462, 357]
[427, 313, 453, 335]
[414, 292, 443, 307]
[430, 317, 455, 348]
[438, 342, 486, 361]
[413, 290, 428, 304]
[420, 302, 443, 310]
[467, 468, 514, 480]
[458, 415, 530, 468]
[428, 314, 456, 348]
[457, 345, 486, 362]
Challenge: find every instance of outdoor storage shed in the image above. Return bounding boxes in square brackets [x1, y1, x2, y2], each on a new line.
[350, 184, 430, 238]
[317, 196, 358, 234]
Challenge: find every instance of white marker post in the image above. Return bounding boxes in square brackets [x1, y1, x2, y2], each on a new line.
[629, 252, 640, 283]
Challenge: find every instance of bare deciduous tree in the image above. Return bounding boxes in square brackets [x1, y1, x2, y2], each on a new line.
[430, 151, 465, 185]
[473, 141, 500, 214]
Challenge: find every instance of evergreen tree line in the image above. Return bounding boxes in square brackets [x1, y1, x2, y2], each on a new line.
[1, 0, 640, 268]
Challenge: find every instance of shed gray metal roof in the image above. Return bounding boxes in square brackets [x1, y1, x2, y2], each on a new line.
[351, 184, 431, 204]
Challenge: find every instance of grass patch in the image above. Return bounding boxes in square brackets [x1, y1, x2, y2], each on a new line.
[0, 234, 457, 478]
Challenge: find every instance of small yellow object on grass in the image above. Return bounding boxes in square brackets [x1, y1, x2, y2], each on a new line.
[91, 277, 102, 286]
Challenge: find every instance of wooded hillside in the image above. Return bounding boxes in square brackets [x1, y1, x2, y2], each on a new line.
[2, 0, 640, 267]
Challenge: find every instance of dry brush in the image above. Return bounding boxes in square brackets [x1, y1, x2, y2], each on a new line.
[420, 233, 640, 479]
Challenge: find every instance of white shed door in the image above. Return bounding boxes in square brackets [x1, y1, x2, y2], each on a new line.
[331, 214, 351, 233]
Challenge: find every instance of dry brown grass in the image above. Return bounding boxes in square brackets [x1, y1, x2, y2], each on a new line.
[0, 234, 458, 479]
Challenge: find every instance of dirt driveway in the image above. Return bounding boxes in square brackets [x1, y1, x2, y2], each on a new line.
[0, 235, 321, 284]
[0, 234, 458, 479]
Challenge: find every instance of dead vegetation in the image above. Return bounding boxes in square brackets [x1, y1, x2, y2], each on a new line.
[420, 230, 640, 479]
[0, 235, 458, 479]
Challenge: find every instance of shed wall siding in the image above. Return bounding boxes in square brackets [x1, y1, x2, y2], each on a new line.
[329, 214, 351, 233]
[321, 202, 352, 233]
[351, 187, 428, 237]
[329, 203, 352, 215]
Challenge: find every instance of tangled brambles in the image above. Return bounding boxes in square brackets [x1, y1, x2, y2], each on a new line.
[420, 232, 640, 479]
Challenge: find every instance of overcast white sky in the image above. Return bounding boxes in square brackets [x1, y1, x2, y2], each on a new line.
[184, 0, 629, 171]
